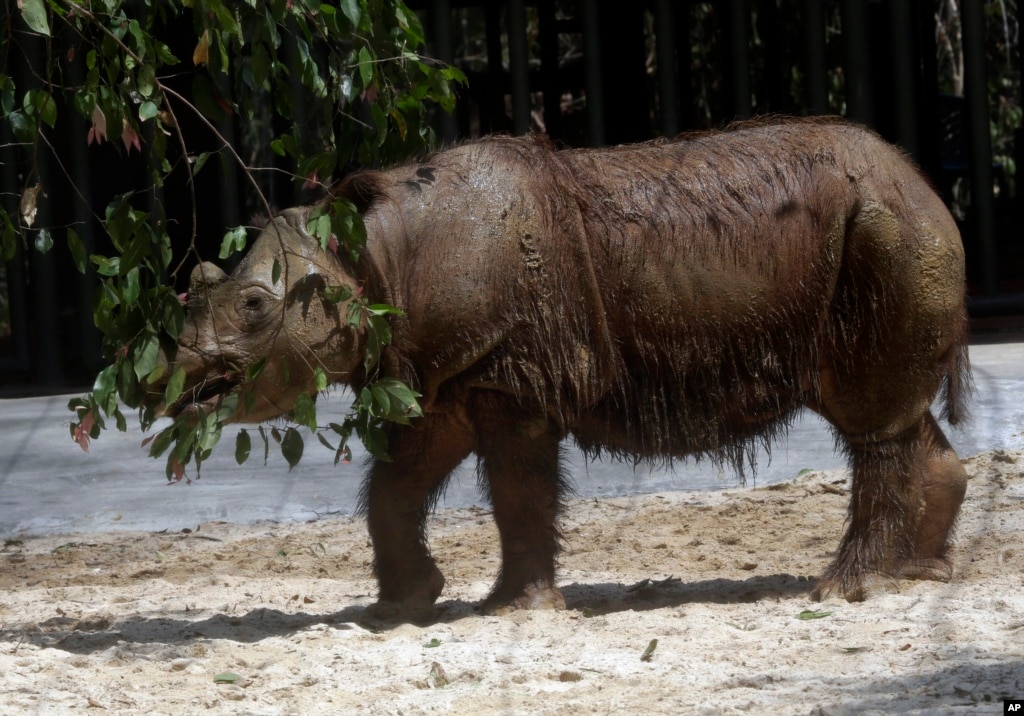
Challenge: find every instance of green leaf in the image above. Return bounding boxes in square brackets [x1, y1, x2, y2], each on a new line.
[92, 364, 117, 407]
[26, 90, 57, 128]
[271, 258, 281, 285]
[139, 100, 159, 121]
[314, 366, 328, 392]
[640, 638, 658, 662]
[147, 427, 177, 458]
[339, 0, 361, 28]
[797, 609, 834, 620]
[219, 226, 247, 259]
[322, 285, 353, 304]
[293, 392, 317, 431]
[164, 366, 186, 406]
[34, 229, 53, 253]
[360, 423, 390, 461]
[258, 425, 270, 465]
[357, 46, 373, 90]
[133, 333, 161, 381]
[213, 672, 240, 684]
[19, 0, 50, 36]
[145, 363, 166, 385]
[137, 64, 156, 97]
[246, 357, 268, 382]
[192, 151, 212, 176]
[235, 429, 252, 465]
[67, 228, 87, 273]
[373, 377, 423, 424]
[281, 427, 304, 469]
[315, 432, 336, 452]
[122, 267, 141, 305]
[0, 75, 16, 115]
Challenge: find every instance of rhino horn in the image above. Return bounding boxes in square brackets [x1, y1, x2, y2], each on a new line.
[187, 262, 228, 305]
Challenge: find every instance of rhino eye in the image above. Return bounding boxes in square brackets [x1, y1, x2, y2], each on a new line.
[237, 288, 273, 322]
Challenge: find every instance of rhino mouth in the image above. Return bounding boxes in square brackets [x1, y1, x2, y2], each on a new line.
[166, 374, 242, 417]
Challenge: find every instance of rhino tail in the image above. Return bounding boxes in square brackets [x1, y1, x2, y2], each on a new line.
[938, 308, 972, 426]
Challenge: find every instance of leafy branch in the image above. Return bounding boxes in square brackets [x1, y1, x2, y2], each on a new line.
[4, 0, 464, 479]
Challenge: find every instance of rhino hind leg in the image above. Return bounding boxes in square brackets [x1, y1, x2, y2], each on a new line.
[813, 412, 967, 601]
[362, 415, 475, 620]
[474, 395, 568, 615]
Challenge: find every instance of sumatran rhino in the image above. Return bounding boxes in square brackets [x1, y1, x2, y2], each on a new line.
[159, 117, 971, 617]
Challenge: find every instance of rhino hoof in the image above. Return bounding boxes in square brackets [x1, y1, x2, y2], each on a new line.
[897, 557, 954, 583]
[481, 583, 566, 615]
[362, 599, 439, 624]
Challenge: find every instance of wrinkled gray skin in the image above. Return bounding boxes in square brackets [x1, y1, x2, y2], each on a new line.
[160, 118, 971, 619]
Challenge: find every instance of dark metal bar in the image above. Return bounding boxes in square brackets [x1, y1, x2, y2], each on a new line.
[801, 0, 828, 114]
[431, 0, 458, 144]
[968, 294, 1024, 317]
[484, 2, 504, 135]
[655, 0, 678, 137]
[581, 0, 605, 146]
[538, 0, 563, 138]
[507, 0, 531, 135]
[723, 0, 752, 119]
[839, 0, 874, 124]
[961, 0, 998, 295]
[888, 0, 918, 156]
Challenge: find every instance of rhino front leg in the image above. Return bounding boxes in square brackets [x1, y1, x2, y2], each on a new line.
[362, 415, 474, 620]
[474, 397, 568, 614]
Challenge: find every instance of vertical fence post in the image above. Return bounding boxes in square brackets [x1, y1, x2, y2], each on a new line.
[655, 0, 678, 137]
[581, 0, 605, 146]
[961, 0, 998, 295]
[431, 0, 458, 144]
[801, 0, 828, 115]
[507, 0, 532, 135]
[723, 0, 752, 119]
[839, 0, 874, 125]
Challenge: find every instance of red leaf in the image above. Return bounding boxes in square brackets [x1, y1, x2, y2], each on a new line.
[87, 106, 107, 146]
[169, 457, 186, 483]
[302, 169, 320, 191]
[361, 85, 379, 104]
[121, 119, 141, 154]
[73, 425, 91, 453]
[72, 409, 96, 453]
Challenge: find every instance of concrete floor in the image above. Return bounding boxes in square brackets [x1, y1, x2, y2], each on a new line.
[1, 340, 1021, 537]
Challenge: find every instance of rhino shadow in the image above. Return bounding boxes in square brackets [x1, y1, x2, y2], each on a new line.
[8, 572, 815, 653]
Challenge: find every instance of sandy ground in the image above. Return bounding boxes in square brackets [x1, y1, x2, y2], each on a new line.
[1, 449, 1022, 715]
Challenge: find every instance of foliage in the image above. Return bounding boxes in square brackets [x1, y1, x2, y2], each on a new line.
[2, 1, 463, 478]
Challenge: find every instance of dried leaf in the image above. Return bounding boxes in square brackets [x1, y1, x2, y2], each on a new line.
[20, 183, 42, 227]
[193, 31, 210, 66]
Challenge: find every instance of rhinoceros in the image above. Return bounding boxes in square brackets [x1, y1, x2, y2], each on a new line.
[159, 117, 971, 617]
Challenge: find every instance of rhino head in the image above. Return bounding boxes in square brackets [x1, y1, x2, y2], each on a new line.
[157, 207, 366, 424]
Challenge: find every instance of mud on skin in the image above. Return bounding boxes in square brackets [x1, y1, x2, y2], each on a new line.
[155, 116, 971, 619]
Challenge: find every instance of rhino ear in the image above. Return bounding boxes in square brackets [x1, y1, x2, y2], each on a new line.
[329, 170, 387, 215]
